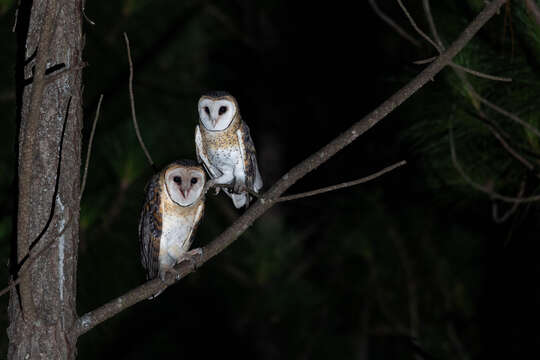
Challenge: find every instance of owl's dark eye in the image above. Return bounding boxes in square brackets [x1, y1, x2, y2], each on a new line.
[191, 177, 198, 184]
[173, 176, 182, 184]
[204, 106, 210, 115]
[218, 106, 227, 115]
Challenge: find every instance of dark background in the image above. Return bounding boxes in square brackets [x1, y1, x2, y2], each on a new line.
[1, 0, 540, 358]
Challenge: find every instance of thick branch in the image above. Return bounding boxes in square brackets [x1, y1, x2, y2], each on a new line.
[73, 0, 507, 337]
[17, 0, 58, 321]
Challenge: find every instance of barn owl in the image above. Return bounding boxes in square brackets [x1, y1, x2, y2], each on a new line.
[195, 91, 263, 208]
[139, 160, 205, 297]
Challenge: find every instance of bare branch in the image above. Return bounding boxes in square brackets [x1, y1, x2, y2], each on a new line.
[421, 0, 443, 48]
[368, 0, 421, 47]
[276, 160, 407, 202]
[396, 0, 442, 52]
[73, 0, 508, 337]
[81, 0, 96, 26]
[414, 57, 512, 82]
[124, 33, 156, 172]
[80, 94, 103, 201]
[449, 62, 512, 82]
[413, 56, 437, 65]
[492, 180, 526, 223]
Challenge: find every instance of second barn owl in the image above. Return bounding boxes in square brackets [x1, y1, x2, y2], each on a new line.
[139, 160, 206, 297]
[195, 91, 263, 208]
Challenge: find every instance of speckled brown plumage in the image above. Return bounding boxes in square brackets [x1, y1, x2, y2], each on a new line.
[139, 173, 162, 280]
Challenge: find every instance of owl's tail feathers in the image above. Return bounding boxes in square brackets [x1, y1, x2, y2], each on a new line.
[231, 192, 249, 208]
[223, 188, 248, 208]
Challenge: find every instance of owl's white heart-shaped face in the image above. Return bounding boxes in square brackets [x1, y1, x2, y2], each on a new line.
[164, 166, 205, 206]
[198, 97, 237, 131]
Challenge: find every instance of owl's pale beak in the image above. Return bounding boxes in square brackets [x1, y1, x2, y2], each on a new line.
[179, 187, 190, 199]
[212, 117, 217, 127]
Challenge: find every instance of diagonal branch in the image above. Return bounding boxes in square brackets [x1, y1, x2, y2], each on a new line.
[73, 0, 508, 337]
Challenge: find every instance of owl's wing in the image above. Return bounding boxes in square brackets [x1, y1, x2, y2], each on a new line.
[139, 175, 162, 280]
[237, 121, 263, 192]
[195, 125, 221, 178]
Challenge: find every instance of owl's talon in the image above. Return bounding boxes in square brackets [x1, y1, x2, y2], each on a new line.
[159, 267, 180, 283]
[178, 248, 203, 271]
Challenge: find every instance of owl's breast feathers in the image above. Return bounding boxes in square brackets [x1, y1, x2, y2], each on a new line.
[200, 115, 241, 150]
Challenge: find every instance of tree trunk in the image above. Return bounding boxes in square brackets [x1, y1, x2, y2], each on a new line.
[8, 0, 83, 358]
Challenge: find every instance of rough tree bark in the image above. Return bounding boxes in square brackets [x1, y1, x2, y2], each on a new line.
[8, 0, 83, 358]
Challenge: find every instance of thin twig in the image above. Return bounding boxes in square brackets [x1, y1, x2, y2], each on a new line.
[413, 56, 437, 65]
[492, 180, 525, 223]
[414, 57, 512, 82]
[80, 94, 103, 201]
[368, 0, 421, 47]
[124, 33, 156, 172]
[422, 0, 443, 48]
[276, 160, 407, 202]
[449, 120, 540, 203]
[81, 0, 96, 26]
[396, 0, 443, 52]
[450, 62, 511, 82]
[74, 0, 508, 337]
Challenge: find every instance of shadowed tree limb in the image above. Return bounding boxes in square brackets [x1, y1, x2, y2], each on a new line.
[72, 0, 508, 337]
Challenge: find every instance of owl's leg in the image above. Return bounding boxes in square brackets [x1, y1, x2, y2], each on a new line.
[158, 265, 179, 282]
[158, 254, 181, 282]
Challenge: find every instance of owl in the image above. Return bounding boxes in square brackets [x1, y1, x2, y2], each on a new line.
[195, 91, 263, 208]
[139, 160, 206, 296]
